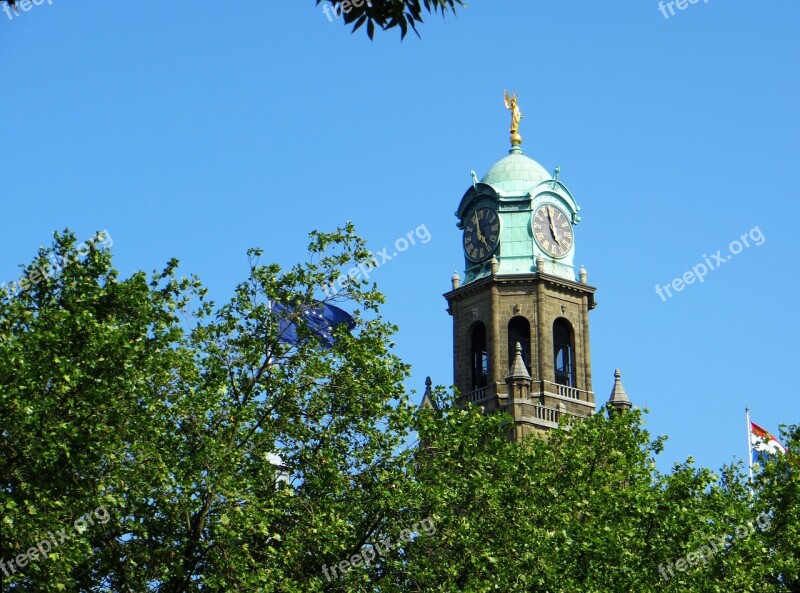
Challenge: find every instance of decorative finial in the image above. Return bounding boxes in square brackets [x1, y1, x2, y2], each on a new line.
[536, 255, 545, 272]
[451, 271, 461, 290]
[504, 90, 523, 149]
[420, 376, 438, 410]
[609, 368, 632, 413]
[551, 165, 560, 189]
[579, 265, 588, 284]
[470, 170, 479, 188]
[506, 341, 531, 381]
[490, 256, 499, 275]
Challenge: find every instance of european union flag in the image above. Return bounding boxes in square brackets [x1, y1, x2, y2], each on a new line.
[271, 300, 355, 348]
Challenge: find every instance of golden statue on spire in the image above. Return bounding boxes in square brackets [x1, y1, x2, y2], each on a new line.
[504, 90, 523, 147]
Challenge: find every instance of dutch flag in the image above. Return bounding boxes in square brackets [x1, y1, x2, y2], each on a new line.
[750, 421, 786, 460]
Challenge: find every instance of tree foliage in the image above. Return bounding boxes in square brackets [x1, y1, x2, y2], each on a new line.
[315, 0, 465, 39]
[0, 227, 416, 591]
[0, 1, 465, 40]
[395, 402, 799, 592]
[0, 229, 797, 592]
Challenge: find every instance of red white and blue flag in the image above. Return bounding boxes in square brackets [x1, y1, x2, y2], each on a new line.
[750, 421, 786, 458]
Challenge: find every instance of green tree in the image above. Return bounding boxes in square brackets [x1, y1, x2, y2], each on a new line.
[374, 399, 798, 592]
[1, 229, 796, 592]
[0, 226, 417, 591]
[754, 425, 800, 592]
[316, 0, 465, 39]
[0, 0, 465, 39]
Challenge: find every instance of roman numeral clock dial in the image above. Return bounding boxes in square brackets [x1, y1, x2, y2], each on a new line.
[532, 204, 573, 258]
[463, 207, 500, 262]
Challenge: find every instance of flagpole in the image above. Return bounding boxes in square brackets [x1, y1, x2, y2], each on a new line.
[746, 405, 753, 483]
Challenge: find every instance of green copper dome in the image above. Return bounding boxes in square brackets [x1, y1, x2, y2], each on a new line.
[481, 146, 551, 193]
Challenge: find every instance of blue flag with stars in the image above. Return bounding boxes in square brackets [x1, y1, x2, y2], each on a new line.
[271, 300, 355, 348]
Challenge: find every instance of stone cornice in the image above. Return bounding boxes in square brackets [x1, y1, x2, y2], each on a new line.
[444, 272, 596, 309]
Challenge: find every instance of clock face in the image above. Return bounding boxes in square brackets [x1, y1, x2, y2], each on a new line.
[463, 207, 500, 262]
[532, 204, 573, 258]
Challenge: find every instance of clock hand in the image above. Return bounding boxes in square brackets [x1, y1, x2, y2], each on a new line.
[546, 207, 559, 244]
[472, 213, 484, 240]
[474, 215, 487, 244]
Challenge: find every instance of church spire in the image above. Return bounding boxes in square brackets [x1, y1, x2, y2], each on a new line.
[419, 376, 438, 410]
[608, 369, 632, 413]
[505, 342, 533, 405]
[507, 342, 530, 380]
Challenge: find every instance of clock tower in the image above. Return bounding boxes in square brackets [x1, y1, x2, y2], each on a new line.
[445, 96, 602, 439]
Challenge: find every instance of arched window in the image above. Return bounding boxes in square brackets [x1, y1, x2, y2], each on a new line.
[471, 322, 489, 389]
[507, 316, 531, 374]
[553, 318, 575, 387]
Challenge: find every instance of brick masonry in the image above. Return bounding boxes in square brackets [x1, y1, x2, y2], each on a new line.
[445, 271, 597, 437]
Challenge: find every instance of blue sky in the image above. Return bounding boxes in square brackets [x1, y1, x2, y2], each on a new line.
[2, 0, 798, 472]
